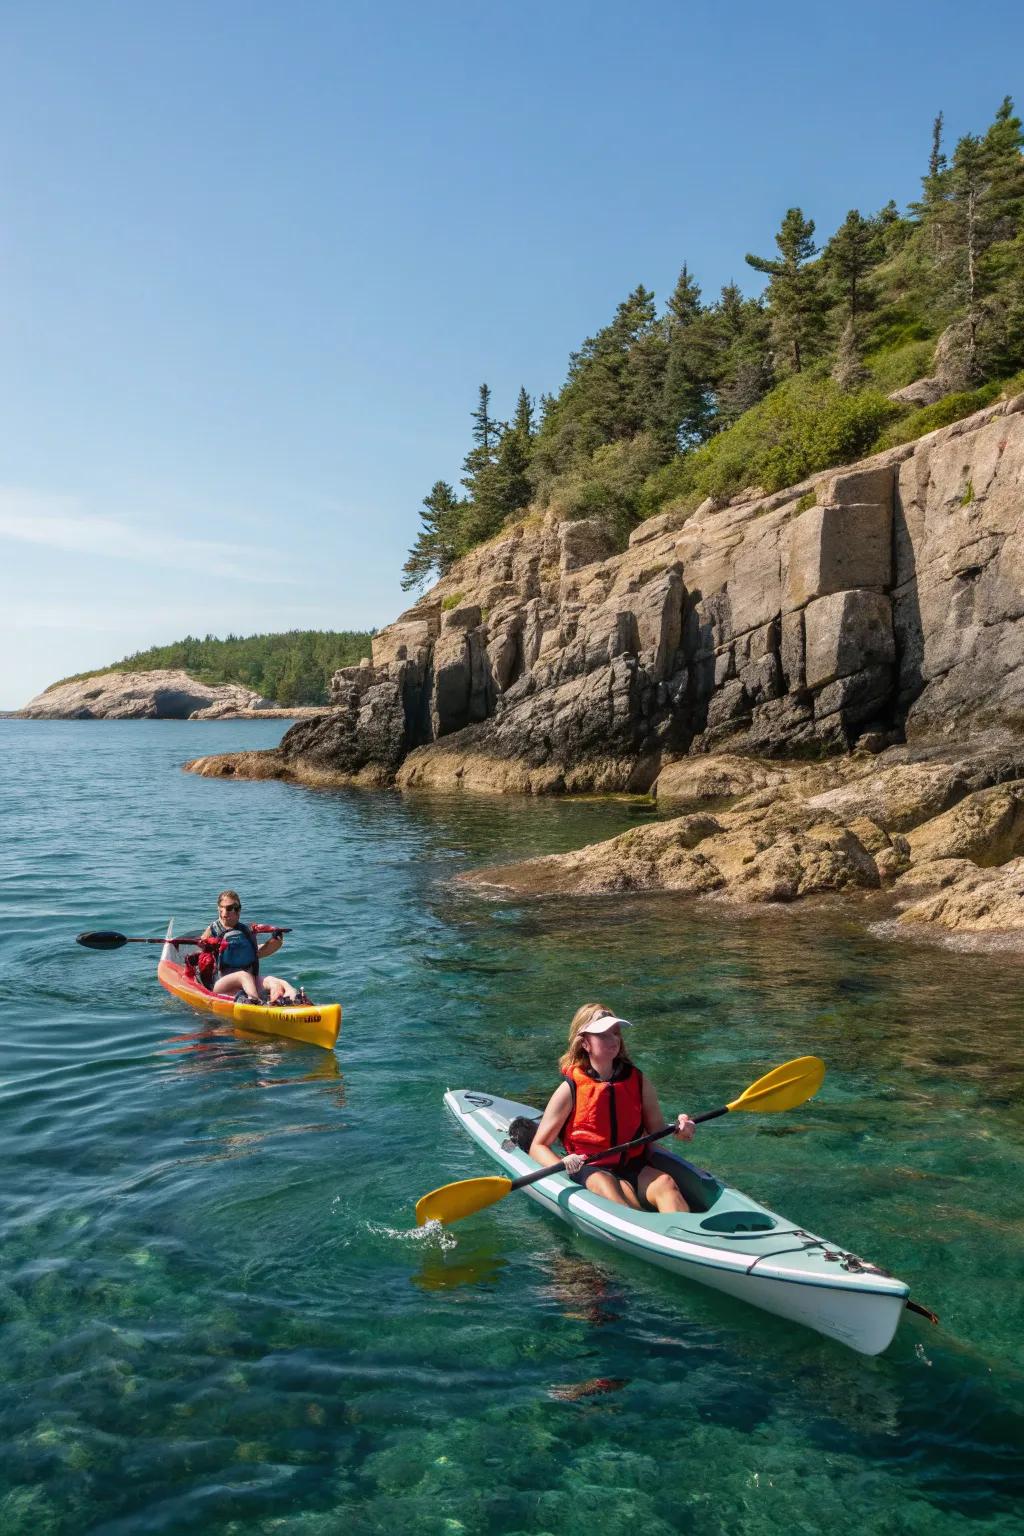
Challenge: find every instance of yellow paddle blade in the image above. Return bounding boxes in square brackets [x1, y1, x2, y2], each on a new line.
[726, 1055, 825, 1114]
[416, 1175, 513, 1227]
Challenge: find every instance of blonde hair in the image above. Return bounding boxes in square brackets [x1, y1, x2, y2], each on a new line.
[558, 1001, 634, 1075]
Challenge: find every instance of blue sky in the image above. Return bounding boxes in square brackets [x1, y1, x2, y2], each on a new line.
[1, 0, 1021, 704]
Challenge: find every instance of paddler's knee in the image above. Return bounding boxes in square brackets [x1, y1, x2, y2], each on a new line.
[645, 1172, 690, 1212]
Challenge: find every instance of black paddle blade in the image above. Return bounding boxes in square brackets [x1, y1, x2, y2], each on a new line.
[76, 931, 129, 949]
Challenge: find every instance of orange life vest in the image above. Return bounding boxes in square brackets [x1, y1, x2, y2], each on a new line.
[561, 1061, 645, 1170]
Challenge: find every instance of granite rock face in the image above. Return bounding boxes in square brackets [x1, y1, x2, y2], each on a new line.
[22, 670, 274, 720]
[195, 391, 1024, 792]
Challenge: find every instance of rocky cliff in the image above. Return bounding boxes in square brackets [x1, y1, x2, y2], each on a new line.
[189, 389, 1024, 792]
[182, 389, 1024, 945]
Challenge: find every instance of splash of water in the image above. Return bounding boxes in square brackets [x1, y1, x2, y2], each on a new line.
[365, 1217, 458, 1251]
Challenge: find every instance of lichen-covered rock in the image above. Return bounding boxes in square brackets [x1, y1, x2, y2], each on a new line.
[896, 856, 1024, 936]
[804, 760, 970, 833]
[653, 753, 781, 804]
[466, 795, 879, 906]
[905, 783, 1024, 867]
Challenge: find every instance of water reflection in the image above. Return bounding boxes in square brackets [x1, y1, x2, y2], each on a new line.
[413, 1240, 507, 1292]
[159, 1020, 345, 1099]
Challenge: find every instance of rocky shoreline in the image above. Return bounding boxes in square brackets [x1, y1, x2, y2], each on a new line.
[460, 739, 1024, 952]
[183, 389, 1024, 947]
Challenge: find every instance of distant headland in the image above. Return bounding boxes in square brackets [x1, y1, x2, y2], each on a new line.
[16, 629, 373, 719]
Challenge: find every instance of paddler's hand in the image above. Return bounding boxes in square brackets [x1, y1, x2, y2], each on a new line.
[562, 1153, 587, 1174]
[674, 1114, 696, 1142]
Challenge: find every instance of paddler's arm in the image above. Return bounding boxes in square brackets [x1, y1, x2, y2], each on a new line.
[529, 1082, 575, 1168]
[641, 1076, 696, 1142]
[257, 931, 283, 959]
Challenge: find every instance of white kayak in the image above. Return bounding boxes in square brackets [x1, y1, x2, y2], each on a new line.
[443, 1087, 912, 1356]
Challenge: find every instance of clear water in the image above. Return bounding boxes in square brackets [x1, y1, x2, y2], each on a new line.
[1, 720, 1021, 1535]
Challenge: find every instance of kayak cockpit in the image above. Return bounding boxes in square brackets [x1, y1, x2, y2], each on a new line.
[502, 1110, 722, 1214]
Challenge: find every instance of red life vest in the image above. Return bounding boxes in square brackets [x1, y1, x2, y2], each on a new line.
[561, 1061, 645, 1170]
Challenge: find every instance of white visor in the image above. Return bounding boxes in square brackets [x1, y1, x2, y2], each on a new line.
[580, 1013, 633, 1035]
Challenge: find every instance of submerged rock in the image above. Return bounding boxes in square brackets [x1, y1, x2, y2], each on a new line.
[547, 1377, 629, 1402]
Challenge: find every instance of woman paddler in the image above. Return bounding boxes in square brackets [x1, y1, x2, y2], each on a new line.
[529, 1002, 697, 1212]
[201, 889, 300, 1005]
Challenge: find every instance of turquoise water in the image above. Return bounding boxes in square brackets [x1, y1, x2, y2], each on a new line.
[1, 720, 1022, 1536]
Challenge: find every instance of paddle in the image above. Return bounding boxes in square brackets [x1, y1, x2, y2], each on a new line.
[415, 1055, 826, 1227]
[76, 926, 291, 950]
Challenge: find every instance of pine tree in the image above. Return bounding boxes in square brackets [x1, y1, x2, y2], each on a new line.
[913, 98, 1024, 380]
[401, 480, 464, 591]
[666, 263, 702, 327]
[530, 285, 667, 491]
[825, 209, 883, 323]
[929, 112, 946, 180]
[980, 96, 1024, 242]
[745, 208, 824, 374]
[493, 387, 535, 515]
[662, 264, 718, 446]
[713, 283, 774, 425]
[457, 382, 512, 546]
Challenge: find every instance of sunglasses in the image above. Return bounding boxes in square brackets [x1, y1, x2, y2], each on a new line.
[220, 903, 241, 911]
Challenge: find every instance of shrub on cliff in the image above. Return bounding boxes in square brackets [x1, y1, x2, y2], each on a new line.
[640, 375, 900, 505]
[871, 370, 1024, 450]
[547, 433, 665, 540]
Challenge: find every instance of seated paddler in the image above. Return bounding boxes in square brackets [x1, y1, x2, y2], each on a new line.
[200, 889, 301, 1005]
[529, 1002, 696, 1212]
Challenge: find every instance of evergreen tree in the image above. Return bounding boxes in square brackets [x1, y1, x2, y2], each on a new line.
[913, 98, 1024, 379]
[745, 208, 824, 374]
[929, 112, 946, 180]
[712, 283, 774, 425]
[492, 387, 535, 516]
[458, 382, 510, 546]
[401, 480, 464, 591]
[462, 382, 500, 491]
[824, 209, 883, 323]
[662, 264, 718, 446]
[666, 263, 702, 327]
[980, 96, 1024, 241]
[531, 285, 667, 490]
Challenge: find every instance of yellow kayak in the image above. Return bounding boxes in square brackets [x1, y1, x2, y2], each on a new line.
[157, 920, 341, 1050]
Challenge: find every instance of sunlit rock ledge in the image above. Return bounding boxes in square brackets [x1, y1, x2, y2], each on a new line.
[457, 738, 1024, 950]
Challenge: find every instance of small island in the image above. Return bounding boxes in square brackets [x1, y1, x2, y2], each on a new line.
[18, 629, 373, 719]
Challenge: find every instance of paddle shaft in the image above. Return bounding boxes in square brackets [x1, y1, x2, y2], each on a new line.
[76, 927, 291, 950]
[509, 1104, 729, 1192]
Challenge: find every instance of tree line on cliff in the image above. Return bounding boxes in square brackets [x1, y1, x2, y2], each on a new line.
[49, 630, 373, 706]
[403, 98, 1024, 590]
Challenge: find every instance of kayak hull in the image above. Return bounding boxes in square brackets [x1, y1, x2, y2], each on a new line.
[157, 921, 340, 1051]
[443, 1088, 909, 1356]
